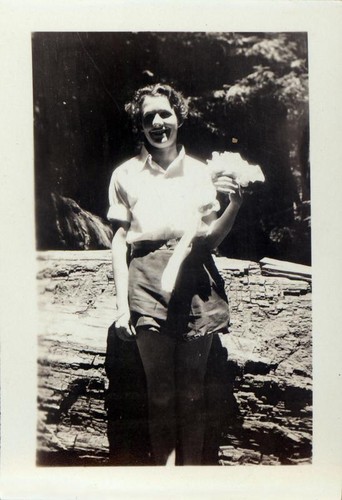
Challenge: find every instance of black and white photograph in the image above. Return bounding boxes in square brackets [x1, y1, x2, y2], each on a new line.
[1, 1, 342, 499]
[33, 31, 312, 467]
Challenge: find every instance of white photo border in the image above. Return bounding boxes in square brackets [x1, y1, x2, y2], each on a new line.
[1, 1, 342, 499]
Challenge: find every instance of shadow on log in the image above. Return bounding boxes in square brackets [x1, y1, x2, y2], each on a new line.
[104, 323, 240, 466]
[104, 323, 151, 466]
[203, 335, 242, 465]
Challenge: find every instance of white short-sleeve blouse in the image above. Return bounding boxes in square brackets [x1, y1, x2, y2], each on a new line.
[107, 146, 220, 245]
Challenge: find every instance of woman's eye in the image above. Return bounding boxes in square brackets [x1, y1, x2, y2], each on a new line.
[143, 112, 171, 122]
[142, 115, 153, 125]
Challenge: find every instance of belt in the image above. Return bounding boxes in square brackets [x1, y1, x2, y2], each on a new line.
[131, 238, 181, 258]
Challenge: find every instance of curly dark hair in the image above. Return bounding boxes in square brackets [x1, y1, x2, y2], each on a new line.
[125, 83, 188, 132]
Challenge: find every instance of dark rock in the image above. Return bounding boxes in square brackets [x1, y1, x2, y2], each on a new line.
[47, 193, 113, 250]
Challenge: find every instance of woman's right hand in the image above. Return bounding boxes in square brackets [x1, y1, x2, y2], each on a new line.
[115, 310, 136, 341]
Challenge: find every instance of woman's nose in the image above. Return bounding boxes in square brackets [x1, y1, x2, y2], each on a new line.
[152, 113, 163, 127]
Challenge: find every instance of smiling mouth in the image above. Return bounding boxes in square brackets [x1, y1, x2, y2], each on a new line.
[150, 128, 170, 142]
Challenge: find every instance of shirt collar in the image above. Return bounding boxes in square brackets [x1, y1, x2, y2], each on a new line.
[139, 145, 185, 177]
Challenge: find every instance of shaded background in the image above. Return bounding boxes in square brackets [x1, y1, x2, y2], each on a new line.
[32, 32, 310, 264]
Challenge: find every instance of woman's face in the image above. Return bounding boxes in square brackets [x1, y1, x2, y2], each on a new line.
[141, 95, 179, 149]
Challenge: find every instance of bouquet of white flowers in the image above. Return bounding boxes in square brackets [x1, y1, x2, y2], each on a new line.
[207, 151, 265, 187]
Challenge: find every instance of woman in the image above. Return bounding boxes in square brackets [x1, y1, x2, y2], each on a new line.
[108, 84, 242, 465]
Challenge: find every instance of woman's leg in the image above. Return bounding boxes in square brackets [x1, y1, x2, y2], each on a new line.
[136, 330, 177, 465]
[175, 334, 213, 465]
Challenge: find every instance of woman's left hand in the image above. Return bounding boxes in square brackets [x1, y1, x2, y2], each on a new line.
[212, 174, 243, 206]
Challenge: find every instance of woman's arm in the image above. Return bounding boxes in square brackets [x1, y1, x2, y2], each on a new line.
[111, 221, 135, 338]
[204, 176, 243, 250]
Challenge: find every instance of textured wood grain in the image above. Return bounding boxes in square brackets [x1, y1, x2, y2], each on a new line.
[37, 251, 312, 466]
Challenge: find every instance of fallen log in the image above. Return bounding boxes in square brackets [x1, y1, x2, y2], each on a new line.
[260, 257, 312, 282]
[37, 251, 312, 466]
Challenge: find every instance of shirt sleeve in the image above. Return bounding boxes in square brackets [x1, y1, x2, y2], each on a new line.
[197, 166, 220, 217]
[107, 167, 132, 223]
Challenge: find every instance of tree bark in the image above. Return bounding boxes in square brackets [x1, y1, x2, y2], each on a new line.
[37, 250, 312, 466]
